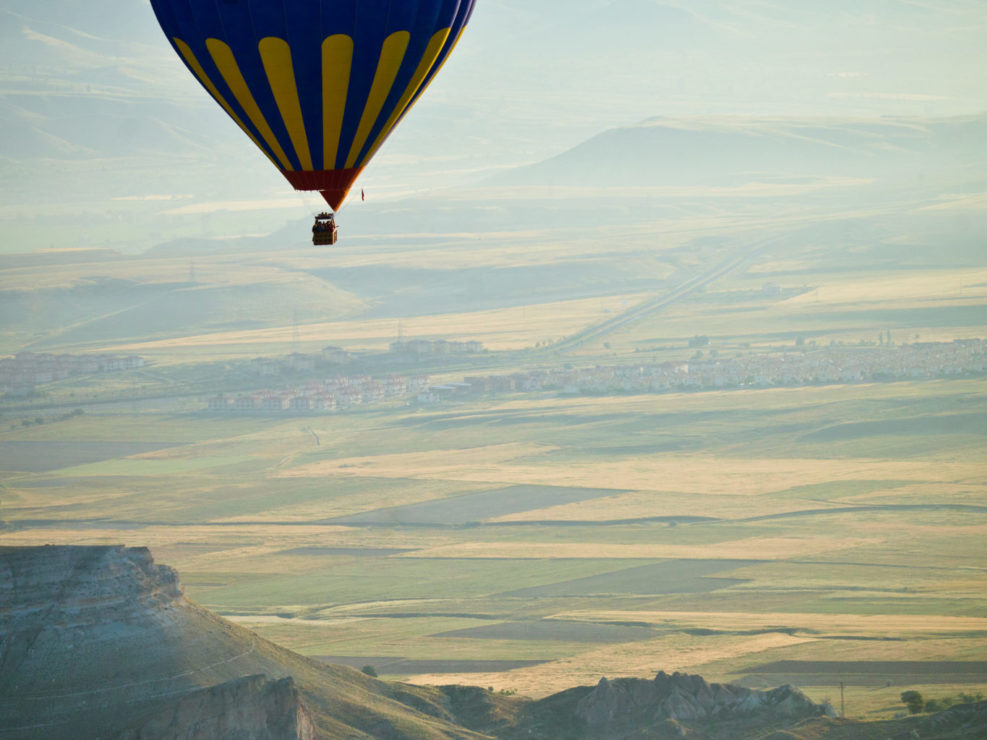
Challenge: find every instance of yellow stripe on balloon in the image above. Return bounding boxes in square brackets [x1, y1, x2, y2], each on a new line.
[206, 38, 293, 171]
[259, 37, 313, 171]
[321, 34, 353, 170]
[359, 28, 451, 168]
[345, 31, 410, 169]
[415, 27, 467, 100]
[430, 28, 467, 83]
[172, 38, 278, 168]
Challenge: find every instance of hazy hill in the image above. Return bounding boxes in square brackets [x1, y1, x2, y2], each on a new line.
[0, 265, 367, 351]
[2, 0, 985, 253]
[264, 111, 987, 253]
[493, 114, 987, 188]
[0, 0, 274, 233]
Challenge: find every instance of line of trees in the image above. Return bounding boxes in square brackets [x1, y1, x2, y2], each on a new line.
[901, 690, 984, 714]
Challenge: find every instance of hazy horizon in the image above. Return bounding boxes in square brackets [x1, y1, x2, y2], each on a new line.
[1, 0, 985, 254]
[1, 3, 985, 733]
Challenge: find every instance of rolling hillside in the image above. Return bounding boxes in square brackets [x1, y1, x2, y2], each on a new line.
[493, 114, 987, 188]
[2, 0, 985, 253]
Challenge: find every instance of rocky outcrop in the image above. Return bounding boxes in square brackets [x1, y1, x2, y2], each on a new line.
[116, 675, 315, 740]
[756, 703, 987, 740]
[0, 544, 182, 625]
[0, 546, 487, 740]
[472, 671, 838, 739]
[916, 699, 987, 737]
[574, 671, 834, 734]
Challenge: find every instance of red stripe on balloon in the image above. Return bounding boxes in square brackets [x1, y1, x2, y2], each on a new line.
[283, 168, 363, 211]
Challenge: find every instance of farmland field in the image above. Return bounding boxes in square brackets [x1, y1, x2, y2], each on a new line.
[2, 198, 985, 721]
[328, 485, 624, 526]
[3, 373, 984, 715]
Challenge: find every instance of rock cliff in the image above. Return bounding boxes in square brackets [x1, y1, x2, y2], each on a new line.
[474, 670, 835, 739]
[0, 544, 180, 615]
[575, 672, 834, 728]
[0, 545, 484, 740]
[115, 674, 315, 740]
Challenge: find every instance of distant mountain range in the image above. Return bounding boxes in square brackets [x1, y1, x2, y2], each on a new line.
[493, 114, 987, 188]
[4, 0, 984, 169]
[1, 0, 985, 253]
[0, 0, 230, 161]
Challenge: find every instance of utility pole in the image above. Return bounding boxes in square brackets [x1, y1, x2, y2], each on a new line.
[840, 681, 845, 717]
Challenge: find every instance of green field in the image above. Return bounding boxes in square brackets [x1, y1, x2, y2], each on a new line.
[3, 373, 984, 717]
[2, 192, 985, 721]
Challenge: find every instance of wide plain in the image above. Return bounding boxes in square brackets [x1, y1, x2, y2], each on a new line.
[3, 172, 987, 723]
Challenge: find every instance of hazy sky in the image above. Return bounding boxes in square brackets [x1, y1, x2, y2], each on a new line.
[404, 0, 987, 169]
[1, 0, 985, 250]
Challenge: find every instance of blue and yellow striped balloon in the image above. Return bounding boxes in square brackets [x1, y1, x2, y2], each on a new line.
[150, 0, 476, 210]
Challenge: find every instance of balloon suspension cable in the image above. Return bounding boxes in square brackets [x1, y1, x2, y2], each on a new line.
[298, 191, 326, 218]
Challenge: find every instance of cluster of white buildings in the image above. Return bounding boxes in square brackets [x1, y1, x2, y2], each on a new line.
[247, 340, 484, 378]
[251, 347, 353, 377]
[451, 339, 986, 398]
[389, 339, 484, 356]
[0, 352, 145, 396]
[207, 374, 430, 414]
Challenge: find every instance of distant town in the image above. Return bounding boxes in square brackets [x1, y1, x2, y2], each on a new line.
[3, 339, 984, 414]
[0, 352, 146, 397]
[248, 338, 486, 378]
[204, 338, 984, 414]
[207, 374, 430, 413]
[459, 338, 987, 397]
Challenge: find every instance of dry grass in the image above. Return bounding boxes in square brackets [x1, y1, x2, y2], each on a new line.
[211, 482, 491, 524]
[487, 491, 851, 522]
[553, 610, 987, 636]
[103, 293, 649, 355]
[404, 632, 812, 699]
[276, 235, 663, 271]
[0, 252, 349, 291]
[282, 444, 980, 496]
[781, 267, 987, 309]
[397, 537, 880, 561]
[406, 609, 987, 700]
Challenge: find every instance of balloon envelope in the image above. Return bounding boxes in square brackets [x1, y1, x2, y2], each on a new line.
[150, 0, 476, 210]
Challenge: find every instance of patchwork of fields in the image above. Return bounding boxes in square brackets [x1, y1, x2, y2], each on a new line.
[3, 374, 985, 719]
[2, 203, 986, 721]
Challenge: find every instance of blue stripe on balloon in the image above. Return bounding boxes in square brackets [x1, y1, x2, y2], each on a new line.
[150, 0, 477, 176]
[413, 0, 473, 106]
[282, 2, 325, 172]
[350, 0, 439, 167]
[318, 0, 357, 169]
[335, 0, 392, 171]
[214, 0, 300, 169]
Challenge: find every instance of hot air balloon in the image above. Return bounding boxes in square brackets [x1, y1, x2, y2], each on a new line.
[149, 0, 476, 239]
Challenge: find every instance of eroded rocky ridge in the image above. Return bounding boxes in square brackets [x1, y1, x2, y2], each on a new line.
[0, 544, 181, 621]
[465, 671, 835, 739]
[115, 674, 315, 740]
[576, 672, 834, 728]
[450, 677, 987, 740]
[0, 545, 485, 740]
